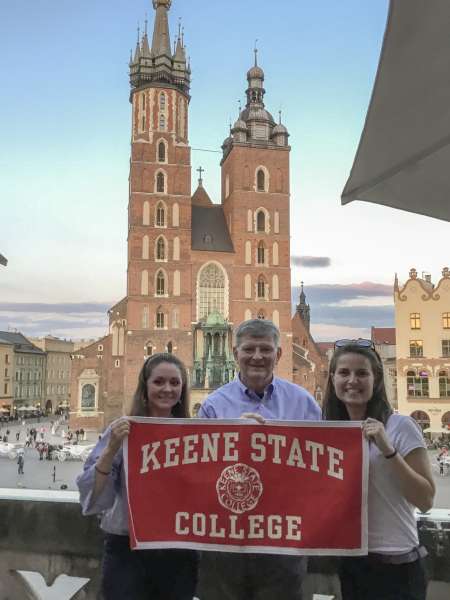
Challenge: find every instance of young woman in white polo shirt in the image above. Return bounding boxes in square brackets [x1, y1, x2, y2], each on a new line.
[323, 340, 435, 600]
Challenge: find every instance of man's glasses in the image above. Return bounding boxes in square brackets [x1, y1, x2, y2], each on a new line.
[334, 338, 376, 350]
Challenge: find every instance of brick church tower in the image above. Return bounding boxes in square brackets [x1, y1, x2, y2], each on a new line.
[70, 1, 295, 428]
[123, 0, 193, 401]
[220, 50, 293, 379]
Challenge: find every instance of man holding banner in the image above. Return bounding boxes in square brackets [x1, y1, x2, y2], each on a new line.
[197, 319, 322, 600]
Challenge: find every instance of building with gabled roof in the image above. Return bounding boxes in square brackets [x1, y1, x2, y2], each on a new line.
[395, 267, 450, 432]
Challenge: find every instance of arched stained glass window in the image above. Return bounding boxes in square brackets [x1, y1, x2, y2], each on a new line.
[156, 202, 165, 226]
[256, 211, 265, 232]
[156, 237, 166, 260]
[156, 308, 165, 329]
[157, 172, 165, 193]
[257, 169, 265, 191]
[198, 263, 226, 319]
[257, 276, 266, 299]
[156, 270, 166, 296]
[158, 141, 166, 162]
[257, 241, 265, 264]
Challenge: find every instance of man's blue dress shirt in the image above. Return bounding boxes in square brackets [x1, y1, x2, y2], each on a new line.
[198, 375, 321, 421]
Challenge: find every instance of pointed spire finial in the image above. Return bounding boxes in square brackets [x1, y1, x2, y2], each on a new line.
[178, 17, 182, 40]
[145, 14, 148, 35]
[197, 166, 204, 186]
[238, 99, 242, 115]
[279, 110, 282, 124]
[182, 26, 185, 46]
[254, 39, 258, 66]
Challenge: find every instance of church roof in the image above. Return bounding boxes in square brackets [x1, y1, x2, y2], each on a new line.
[191, 205, 234, 253]
[191, 183, 213, 206]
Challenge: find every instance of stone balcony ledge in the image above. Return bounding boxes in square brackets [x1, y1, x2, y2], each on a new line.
[1, 489, 449, 599]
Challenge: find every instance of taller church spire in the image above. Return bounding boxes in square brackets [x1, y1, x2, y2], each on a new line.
[151, 0, 172, 57]
[129, 0, 190, 95]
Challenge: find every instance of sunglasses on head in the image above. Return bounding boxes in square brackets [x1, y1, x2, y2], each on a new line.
[334, 338, 376, 350]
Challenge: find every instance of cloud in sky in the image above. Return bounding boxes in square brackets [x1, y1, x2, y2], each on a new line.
[291, 256, 331, 268]
[292, 281, 394, 341]
[0, 281, 394, 342]
[0, 302, 109, 340]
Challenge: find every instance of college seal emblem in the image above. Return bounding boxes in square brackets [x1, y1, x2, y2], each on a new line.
[216, 463, 263, 514]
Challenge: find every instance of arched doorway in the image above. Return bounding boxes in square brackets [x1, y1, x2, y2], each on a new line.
[410, 410, 430, 431]
[442, 411, 450, 431]
[45, 399, 53, 414]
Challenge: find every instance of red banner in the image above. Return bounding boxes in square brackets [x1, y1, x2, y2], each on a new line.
[124, 418, 368, 555]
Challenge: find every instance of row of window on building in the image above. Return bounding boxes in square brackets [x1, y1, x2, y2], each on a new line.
[14, 384, 42, 398]
[409, 312, 450, 329]
[139, 234, 281, 267]
[47, 384, 69, 396]
[15, 371, 41, 382]
[141, 200, 280, 239]
[140, 269, 280, 301]
[15, 356, 43, 366]
[409, 339, 450, 357]
[406, 370, 450, 397]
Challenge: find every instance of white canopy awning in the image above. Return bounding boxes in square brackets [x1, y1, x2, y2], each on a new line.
[342, 0, 450, 221]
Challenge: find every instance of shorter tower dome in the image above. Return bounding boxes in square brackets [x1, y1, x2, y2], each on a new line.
[273, 122, 288, 135]
[247, 63, 264, 80]
[232, 118, 247, 131]
[272, 114, 289, 146]
[231, 117, 248, 142]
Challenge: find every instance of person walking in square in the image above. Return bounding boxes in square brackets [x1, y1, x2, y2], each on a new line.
[197, 319, 321, 600]
[17, 453, 24, 475]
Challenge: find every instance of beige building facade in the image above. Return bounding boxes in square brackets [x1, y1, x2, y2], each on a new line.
[395, 267, 450, 432]
[0, 338, 14, 414]
[30, 336, 74, 414]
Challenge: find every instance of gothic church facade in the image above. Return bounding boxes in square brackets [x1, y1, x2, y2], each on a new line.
[70, 0, 296, 428]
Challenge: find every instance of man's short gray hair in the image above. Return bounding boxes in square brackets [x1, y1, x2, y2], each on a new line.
[234, 319, 280, 348]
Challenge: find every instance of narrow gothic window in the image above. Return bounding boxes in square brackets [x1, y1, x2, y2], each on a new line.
[159, 114, 166, 131]
[156, 309, 165, 329]
[167, 341, 173, 354]
[156, 271, 166, 296]
[146, 344, 153, 356]
[159, 92, 166, 110]
[257, 169, 265, 192]
[257, 241, 265, 264]
[156, 237, 165, 260]
[156, 202, 165, 226]
[157, 172, 165, 193]
[256, 211, 265, 232]
[257, 276, 266, 299]
[141, 116, 146, 131]
[158, 141, 166, 162]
